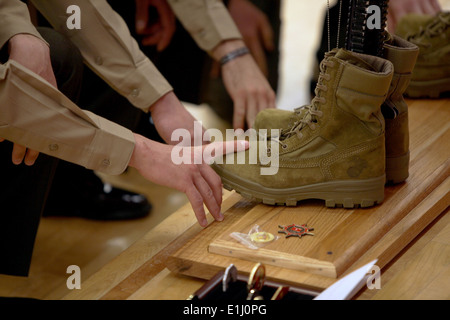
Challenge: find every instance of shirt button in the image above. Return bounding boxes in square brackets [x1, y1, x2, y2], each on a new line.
[95, 56, 103, 65]
[130, 89, 140, 97]
[198, 29, 206, 37]
[48, 144, 59, 151]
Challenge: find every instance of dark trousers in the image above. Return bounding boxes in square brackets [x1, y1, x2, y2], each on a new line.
[0, 28, 84, 276]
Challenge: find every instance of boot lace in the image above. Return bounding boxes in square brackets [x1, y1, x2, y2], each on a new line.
[270, 51, 336, 149]
[410, 12, 450, 46]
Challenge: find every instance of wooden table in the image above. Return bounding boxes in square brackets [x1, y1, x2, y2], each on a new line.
[64, 99, 450, 301]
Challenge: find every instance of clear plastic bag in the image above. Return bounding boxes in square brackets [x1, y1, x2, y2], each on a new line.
[230, 225, 278, 250]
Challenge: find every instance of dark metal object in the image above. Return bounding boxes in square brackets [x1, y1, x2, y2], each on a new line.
[345, 0, 389, 56]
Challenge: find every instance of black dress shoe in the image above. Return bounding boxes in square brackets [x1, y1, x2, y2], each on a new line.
[43, 161, 152, 220]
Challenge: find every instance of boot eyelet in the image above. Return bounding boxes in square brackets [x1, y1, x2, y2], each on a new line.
[282, 144, 288, 149]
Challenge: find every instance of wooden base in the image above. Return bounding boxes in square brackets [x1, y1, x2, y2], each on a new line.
[166, 99, 450, 291]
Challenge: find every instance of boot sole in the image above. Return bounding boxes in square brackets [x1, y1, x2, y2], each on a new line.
[213, 164, 385, 209]
[386, 151, 409, 185]
[405, 77, 450, 98]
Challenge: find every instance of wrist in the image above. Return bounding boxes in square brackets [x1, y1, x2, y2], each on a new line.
[211, 39, 247, 62]
[129, 133, 146, 169]
[8, 33, 48, 52]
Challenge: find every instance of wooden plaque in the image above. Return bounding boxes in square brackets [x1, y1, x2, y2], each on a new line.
[166, 100, 450, 290]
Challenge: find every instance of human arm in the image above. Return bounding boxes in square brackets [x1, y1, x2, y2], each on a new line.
[0, 59, 247, 226]
[211, 39, 276, 130]
[167, 0, 276, 129]
[0, 0, 57, 166]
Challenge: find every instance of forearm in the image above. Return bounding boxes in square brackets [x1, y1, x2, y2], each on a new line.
[30, 0, 173, 111]
[167, 0, 242, 52]
[0, 60, 135, 175]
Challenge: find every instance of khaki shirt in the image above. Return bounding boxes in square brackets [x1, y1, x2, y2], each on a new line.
[0, 0, 241, 175]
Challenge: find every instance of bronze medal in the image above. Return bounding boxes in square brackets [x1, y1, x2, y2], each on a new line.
[278, 224, 314, 238]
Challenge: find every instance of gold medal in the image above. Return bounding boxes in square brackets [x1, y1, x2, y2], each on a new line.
[250, 231, 275, 244]
[246, 263, 266, 300]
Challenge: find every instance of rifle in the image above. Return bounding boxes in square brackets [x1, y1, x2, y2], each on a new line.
[345, 0, 389, 56]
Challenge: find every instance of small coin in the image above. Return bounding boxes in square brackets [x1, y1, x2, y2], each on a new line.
[250, 232, 275, 244]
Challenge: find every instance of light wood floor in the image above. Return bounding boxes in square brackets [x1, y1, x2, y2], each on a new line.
[1, 0, 449, 300]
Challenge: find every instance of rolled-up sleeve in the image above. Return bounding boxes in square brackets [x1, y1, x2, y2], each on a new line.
[167, 0, 242, 52]
[30, 0, 173, 112]
[0, 60, 135, 175]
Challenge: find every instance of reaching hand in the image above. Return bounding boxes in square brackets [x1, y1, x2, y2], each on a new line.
[212, 40, 276, 130]
[135, 0, 176, 51]
[129, 134, 249, 227]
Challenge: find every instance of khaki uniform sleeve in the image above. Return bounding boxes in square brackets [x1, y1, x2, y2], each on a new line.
[0, 60, 135, 175]
[0, 0, 47, 49]
[30, 0, 173, 112]
[167, 0, 242, 52]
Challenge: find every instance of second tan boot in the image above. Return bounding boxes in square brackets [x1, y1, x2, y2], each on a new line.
[254, 35, 418, 185]
[382, 35, 419, 184]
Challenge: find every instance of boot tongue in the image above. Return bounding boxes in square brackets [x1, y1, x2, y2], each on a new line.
[334, 49, 376, 72]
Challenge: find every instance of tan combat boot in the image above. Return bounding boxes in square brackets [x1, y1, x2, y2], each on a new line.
[382, 35, 419, 184]
[212, 49, 393, 208]
[254, 35, 418, 185]
[396, 12, 450, 98]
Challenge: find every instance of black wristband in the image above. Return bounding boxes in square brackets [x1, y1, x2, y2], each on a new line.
[219, 47, 250, 66]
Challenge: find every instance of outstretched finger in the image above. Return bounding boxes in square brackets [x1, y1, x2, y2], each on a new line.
[245, 91, 258, 129]
[185, 185, 208, 228]
[193, 173, 223, 222]
[233, 94, 246, 130]
[199, 164, 223, 206]
[201, 140, 249, 164]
